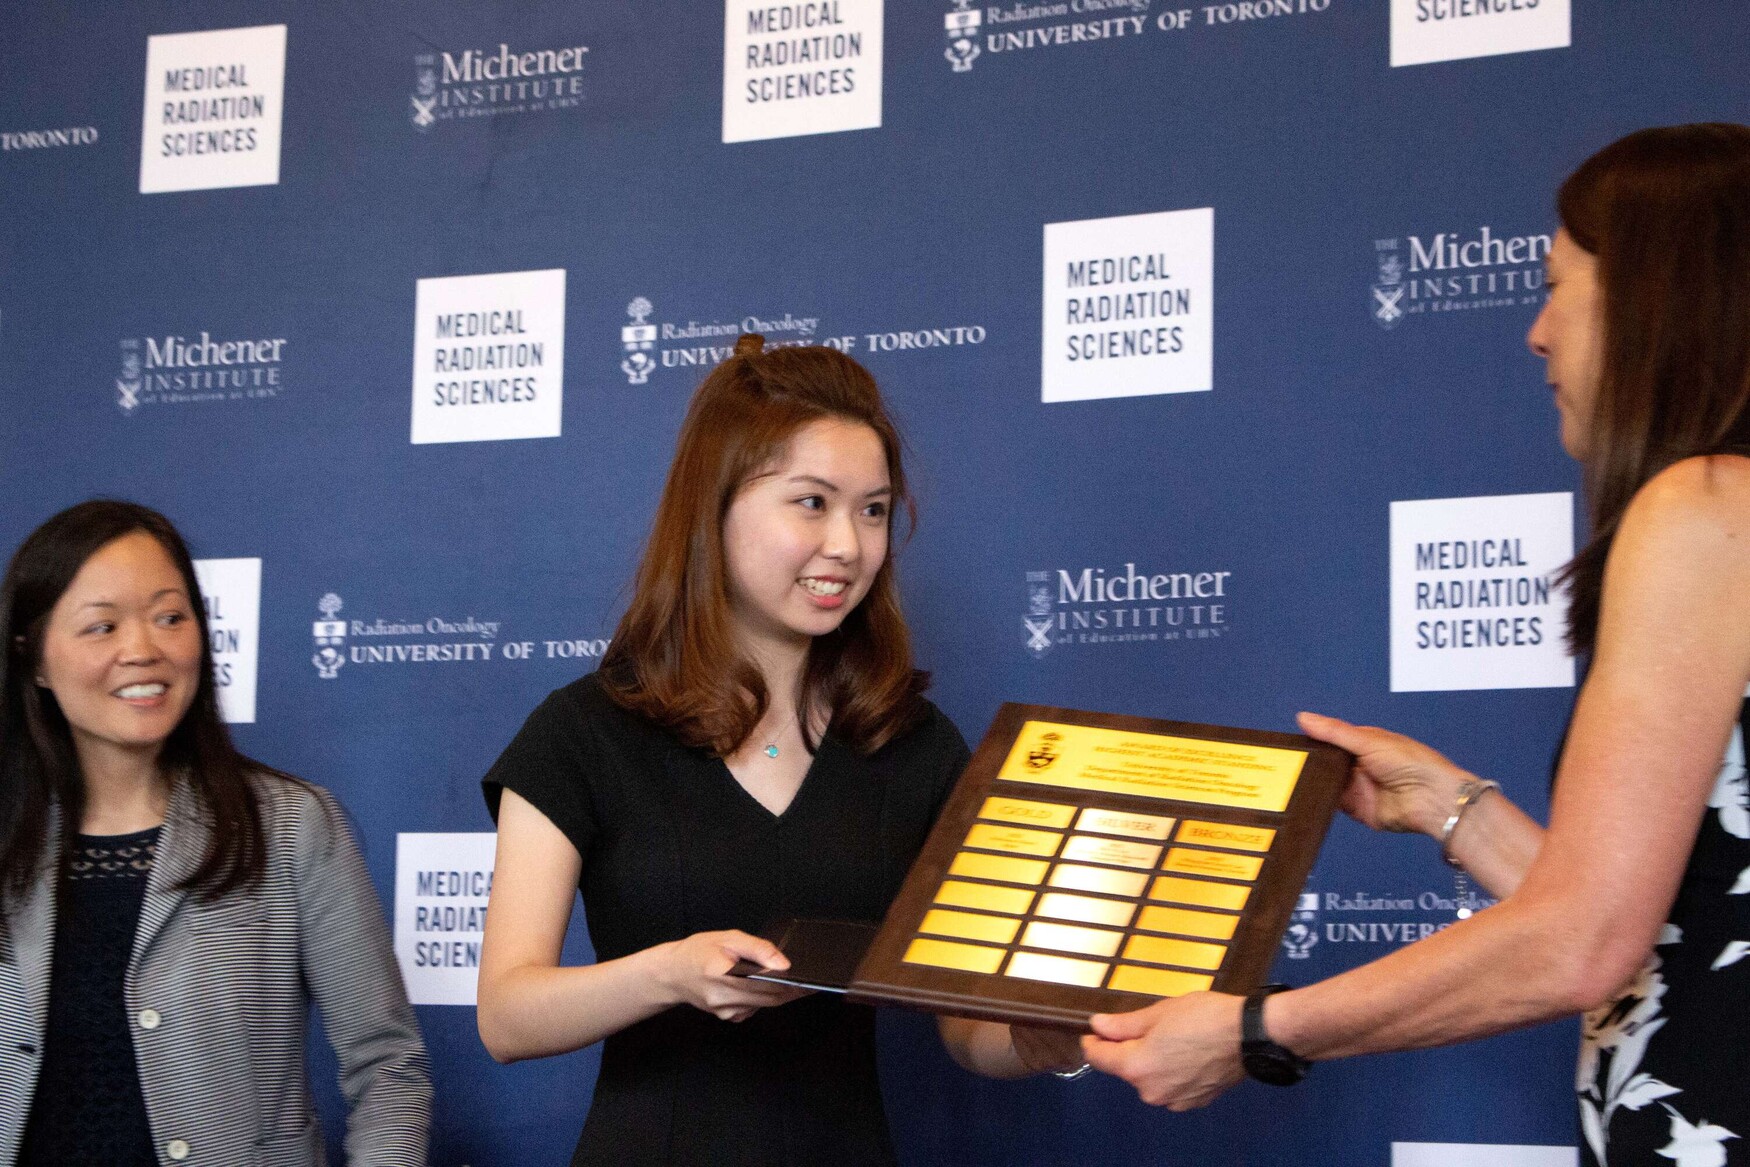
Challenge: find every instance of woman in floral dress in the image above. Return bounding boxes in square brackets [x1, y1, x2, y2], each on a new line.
[1081, 123, 1750, 1167]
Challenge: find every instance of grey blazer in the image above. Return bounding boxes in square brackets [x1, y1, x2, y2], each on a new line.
[0, 775, 431, 1166]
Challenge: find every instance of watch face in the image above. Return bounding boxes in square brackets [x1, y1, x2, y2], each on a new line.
[1242, 1049, 1305, 1087]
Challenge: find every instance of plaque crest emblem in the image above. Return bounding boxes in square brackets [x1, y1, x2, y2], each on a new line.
[1371, 239, 1405, 330]
[621, 297, 658, 385]
[1026, 731, 1061, 771]
[944, 0, 982, 72]
[312, 592, 347, 679]
[411, 55, 438, 131]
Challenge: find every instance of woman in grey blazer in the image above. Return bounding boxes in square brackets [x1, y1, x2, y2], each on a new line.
[0, 500, 431, 1166]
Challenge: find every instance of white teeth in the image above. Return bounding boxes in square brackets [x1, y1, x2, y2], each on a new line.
[117, 683, 167, 699]
[800, 578, 847, 596]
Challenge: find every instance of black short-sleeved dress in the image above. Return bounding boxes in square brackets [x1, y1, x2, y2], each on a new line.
[483, 673, 970, 1167]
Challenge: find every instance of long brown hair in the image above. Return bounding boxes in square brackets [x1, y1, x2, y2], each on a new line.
[1, 500, 267, 901]
[598, 336, 927, 756]
[1556, 123, 1750, 653]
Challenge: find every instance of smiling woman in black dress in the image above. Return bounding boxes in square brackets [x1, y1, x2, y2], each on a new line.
[477, 336, 1082, 1167]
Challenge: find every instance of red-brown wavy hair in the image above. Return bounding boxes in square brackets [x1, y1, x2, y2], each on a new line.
[598, 336, 927, 756]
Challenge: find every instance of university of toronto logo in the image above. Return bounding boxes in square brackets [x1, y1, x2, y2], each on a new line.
[945, 0, 981, 71]
[621, 297, 657, 385]
[313, 593, 346, 679]
[1282, 892, 1318, 959]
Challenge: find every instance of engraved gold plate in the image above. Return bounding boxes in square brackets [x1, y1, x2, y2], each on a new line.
[1046, 863, 1149, 898]
[1123, 934, 1227, 971]
[1020, 920, 1125, 958]
[1149, 875, 1252, 911]
[1059, 835, 1163, 870]
[949, 851, 1050, 886]
[964, 822, 1063, 858]
[1034, 892, 1137, 928]
[1075, 808, 1175, 840]
[1175, 820, 1276, 853]
[918, 909, 1022, 945]
[934, 880, 1035, 916]
[979, 796, 1077, 830]
[1108, 965, 1215, 997]
[1003, 950, 1109, 988]
[1163, 848, 1264, 882]
[903, 937, 1005, 974]
[999, 720, 1308, 812]
[1136, 905, 1239, 940]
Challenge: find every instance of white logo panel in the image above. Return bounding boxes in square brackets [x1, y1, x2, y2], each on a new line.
[1041, 208, 1214, 404]
[140, 24, 286, 194]
[395, 832, 496, 1006]
[723, 0, 883, 143]
[192, 557, 261, 724]
[1393, 1144, 1576, 1167]
[1390, 0, 1570, 67]
[1390, 492, 1574, 692]
[411, 269, 566, 445]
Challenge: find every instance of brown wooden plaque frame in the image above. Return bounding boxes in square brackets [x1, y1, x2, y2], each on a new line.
[843, 703, 1352, 1031]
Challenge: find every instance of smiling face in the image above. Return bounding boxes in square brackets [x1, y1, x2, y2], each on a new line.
[33, 531, 204, 773]
[1527, 228, 1606, 462]
[720, 417, 892, 657]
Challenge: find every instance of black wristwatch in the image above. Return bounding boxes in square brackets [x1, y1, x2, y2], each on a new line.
[1240, 984, 1309, 1086]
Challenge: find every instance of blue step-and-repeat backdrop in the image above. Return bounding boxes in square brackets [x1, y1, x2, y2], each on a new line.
[3, 1, 1745, 1163]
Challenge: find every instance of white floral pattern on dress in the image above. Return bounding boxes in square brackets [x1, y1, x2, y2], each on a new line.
[1578, 733, 1749, 1165]
[1657, 1105, 1739, 1166]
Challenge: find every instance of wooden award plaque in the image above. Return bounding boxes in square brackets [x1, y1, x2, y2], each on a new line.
[837, 704, 1351, 1030]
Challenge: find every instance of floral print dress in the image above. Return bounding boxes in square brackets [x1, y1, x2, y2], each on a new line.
[1579, 698, 1750, 1166]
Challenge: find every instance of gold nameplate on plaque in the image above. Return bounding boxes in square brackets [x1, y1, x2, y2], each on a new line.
[964, 823, 1063, 858]
[934, 881, 1035, 916]
[1058, 836, 1163, 870]
[1047, 864, 1149, 898]
[997, 721, 1309, 813]
[1020, 920, 1125, 958]
[1076, 808, 1175, 840]
[903, 938, 1005, 974]
[1163, 848, 1264, 882]
[1136, 905, 1239, 940]
[1123, 934, 1227, 971]
[1176, 820, 1276, 852]
[1005, 951, 1108, 988]
[1035, 892, 1138, 928]
[979, 796, 1078, 830]
[919, 909, 1022, 945]
[744, 704, 1350, 1033]
[948, 852, 1050, 885]
[1109, 966, 1214, 996]
[1150, 875, 1251, 911]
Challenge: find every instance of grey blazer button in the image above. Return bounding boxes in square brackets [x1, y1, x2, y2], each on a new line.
[138, 1008, 163, 1030]
[166, 1138, 191, 1160]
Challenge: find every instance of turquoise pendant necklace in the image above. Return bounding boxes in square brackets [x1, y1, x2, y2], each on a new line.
[764, 743, 780, 758]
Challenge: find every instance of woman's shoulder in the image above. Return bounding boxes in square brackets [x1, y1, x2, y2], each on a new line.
[243, 769, 347, 839]
[1622, 454, 1750, 550]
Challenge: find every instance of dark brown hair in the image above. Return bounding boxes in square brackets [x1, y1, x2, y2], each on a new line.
[1556, 123, 1750, 653]
[598, 335, 927, 756]
[0, 500, 267, 901]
